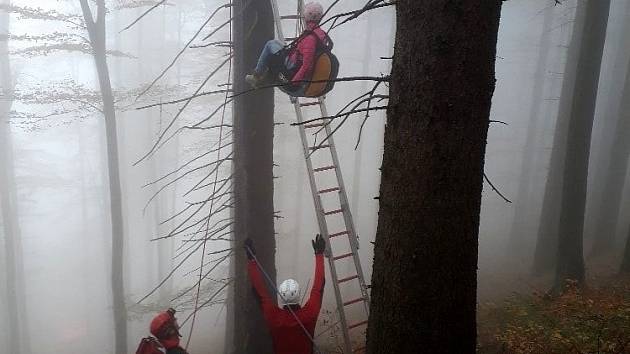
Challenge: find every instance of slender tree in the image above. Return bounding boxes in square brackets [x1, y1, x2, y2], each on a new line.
[78, 1, 127, 353]
[366, 1, 502, 352]
[590, 4, 630, 255]
[620, 221, 630, 273]
[231, 0, 276, 353]
[508, 1, 554, 256]
[0, 2, 30, 353]
[553, 0, 610, 291]
[533, 1, 586, 275]
[612, 52, 630, 273]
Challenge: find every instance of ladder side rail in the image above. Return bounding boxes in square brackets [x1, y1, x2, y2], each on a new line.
[294, 101, 353, 354]
[319, 99, 371, 314]
[270, 0, 286, 43]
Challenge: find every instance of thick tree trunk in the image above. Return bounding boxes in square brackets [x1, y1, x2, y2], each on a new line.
[79, 1, 127, 353]
[553, 0, 611, 292]
[231, 0, 276, 353]
[366, 1, 502, 353]
[508, 2, 554, 255]
[0, 3, 30, 353]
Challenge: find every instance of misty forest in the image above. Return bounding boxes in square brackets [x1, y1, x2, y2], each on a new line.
[2, 0, 630, 353]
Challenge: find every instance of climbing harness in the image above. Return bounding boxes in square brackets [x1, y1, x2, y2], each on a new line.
[270, 1, 370, 353]
[268, 8, 339, 97]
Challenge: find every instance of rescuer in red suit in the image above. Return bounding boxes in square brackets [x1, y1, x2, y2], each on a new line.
[245, 235, 326, 354]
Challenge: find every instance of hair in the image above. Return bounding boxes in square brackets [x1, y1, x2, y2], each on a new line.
[304, 2, 324, 23]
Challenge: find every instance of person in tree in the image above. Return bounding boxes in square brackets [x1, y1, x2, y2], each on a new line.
[245, 1, 329, 92]
[244, 234, 326, 354]
[148, 308, 189, 354]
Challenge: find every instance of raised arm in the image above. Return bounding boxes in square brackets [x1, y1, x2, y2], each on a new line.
[245, 239, 276, 319]
[304, 235, 326, 318]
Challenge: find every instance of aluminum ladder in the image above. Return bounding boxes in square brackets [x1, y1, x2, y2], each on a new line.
[270, 1, 370, 353]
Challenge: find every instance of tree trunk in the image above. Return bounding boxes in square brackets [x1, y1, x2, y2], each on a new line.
[553, 0, 611, 292]
[533, 2, 586, 275]
[79, 1, 127, 353]
[590, 5, 630, 255]
[0, 2, 30, 353]
[585, 0, 630, 252]
[366, 1, 502, 353]
[620, 222, 630, 273]
[508, 1, 554, 256]
[231, 0, 276, 353]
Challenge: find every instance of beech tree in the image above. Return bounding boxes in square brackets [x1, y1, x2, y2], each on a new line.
[533, 2, 585, 276]
[553, 0, 610, 291]
[366, 1, 502, 352]
[508, 1, 554, 255]
[590, 2, 630, 256]
[78, 1, 127, 352]
[0, 1, 30, 353]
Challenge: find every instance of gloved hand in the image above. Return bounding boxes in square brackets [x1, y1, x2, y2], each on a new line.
[244, 238, 256, 260]
[311, 234, 326, 255]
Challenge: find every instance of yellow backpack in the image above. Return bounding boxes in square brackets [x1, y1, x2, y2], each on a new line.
[275, 31, 340, 98]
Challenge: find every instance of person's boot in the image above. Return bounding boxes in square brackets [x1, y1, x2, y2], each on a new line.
[245, 71, 265, 88]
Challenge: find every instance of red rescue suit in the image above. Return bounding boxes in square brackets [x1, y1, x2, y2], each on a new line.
[247, 254, 325, 354]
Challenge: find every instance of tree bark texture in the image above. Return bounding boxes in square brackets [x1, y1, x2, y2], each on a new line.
[532, 3, 589, 276]
[79, 1, 128, 353]
[553, 0, 611, 291]
[366, 1, 502, 353]
[231, 0, 276, 353]
[0, 2, 30, 352]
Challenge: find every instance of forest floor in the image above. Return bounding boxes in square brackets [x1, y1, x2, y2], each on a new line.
[477, 256, 630, 354]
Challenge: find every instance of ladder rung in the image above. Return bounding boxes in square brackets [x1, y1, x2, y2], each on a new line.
[329, 230, 349, 238]
[343, 297, 365, 307]
[310, 144, 330, 151]
[348, 320, 368, 330]
[304, 122, 325, 129]
[285, 37, 297, 42]
[337, 274, 359, 284]
[313, 165, 335, 172]
[300, 101, 320, 107]
[281, 15, 302, 20]
[324, 208, 343, 215]
[333, 252, 353, 261]
[319, 187, 340, 194]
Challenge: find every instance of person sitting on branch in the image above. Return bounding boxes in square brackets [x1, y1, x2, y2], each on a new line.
[245, 2, 337, 97]
[244, 235, 326, 354]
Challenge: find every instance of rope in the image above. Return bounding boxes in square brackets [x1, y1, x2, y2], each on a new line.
[245, 245, 323, 354]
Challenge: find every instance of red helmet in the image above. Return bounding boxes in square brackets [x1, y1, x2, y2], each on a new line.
[150, 308, 180, 340]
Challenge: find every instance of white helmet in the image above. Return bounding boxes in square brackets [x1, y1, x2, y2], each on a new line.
[304, 2, 324, 23]
[278, 279, 301, 305]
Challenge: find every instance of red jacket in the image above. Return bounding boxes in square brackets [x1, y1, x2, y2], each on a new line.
[248, 254, 325, 354]
[288, 23, 328, 84]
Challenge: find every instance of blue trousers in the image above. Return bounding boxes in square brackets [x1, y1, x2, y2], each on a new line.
[255, 39, 295, 74]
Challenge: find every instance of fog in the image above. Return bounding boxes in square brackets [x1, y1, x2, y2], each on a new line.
[1, 0, 629, 353]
